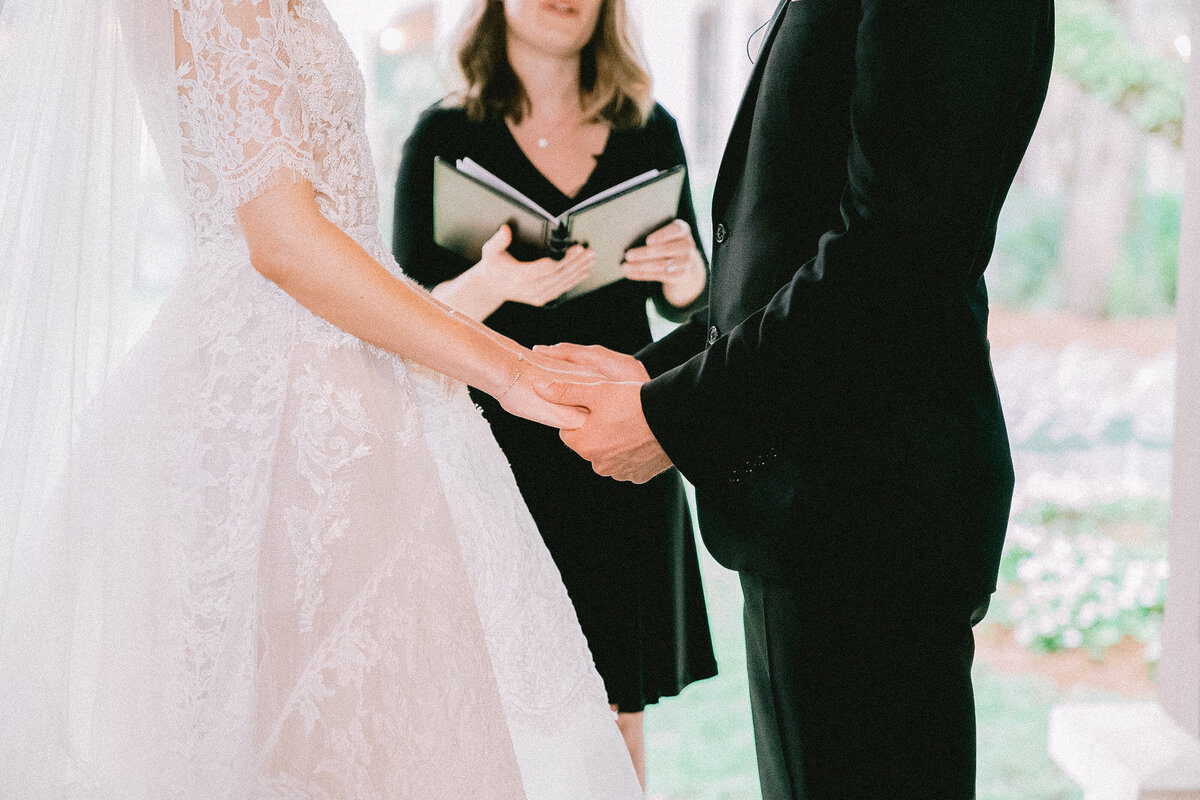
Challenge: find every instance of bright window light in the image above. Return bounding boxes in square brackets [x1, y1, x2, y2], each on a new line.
[380, 26, 408, 54]
[1175, 34, 1191, 62]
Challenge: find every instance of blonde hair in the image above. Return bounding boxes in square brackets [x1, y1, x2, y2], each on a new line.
[455, 0, 653, 130]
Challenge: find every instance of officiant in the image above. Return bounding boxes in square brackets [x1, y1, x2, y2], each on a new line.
[391, 0, 716, 785]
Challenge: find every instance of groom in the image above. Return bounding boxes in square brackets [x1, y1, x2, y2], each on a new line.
[536, 0, 1054, 796]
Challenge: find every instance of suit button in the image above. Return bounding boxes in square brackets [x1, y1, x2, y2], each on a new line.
[707, 326, 719, 345]
[715, 223, 727, 244]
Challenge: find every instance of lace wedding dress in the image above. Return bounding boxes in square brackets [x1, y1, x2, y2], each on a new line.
[0, 0, 641, 797]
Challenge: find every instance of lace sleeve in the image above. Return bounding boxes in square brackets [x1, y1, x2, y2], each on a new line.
[175, 0, 314, 208]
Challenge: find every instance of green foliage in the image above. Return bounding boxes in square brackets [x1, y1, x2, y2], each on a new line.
[1108, 190, 1183, 316]
[990, 188, 1065, 308]
[991, 183, 1181, 316]
[1054, 0, 1187, 146]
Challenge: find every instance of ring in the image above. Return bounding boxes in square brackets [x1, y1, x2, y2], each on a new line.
[666, 258, 678, 273]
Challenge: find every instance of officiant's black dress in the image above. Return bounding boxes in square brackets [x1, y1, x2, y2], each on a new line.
[392, 102, 717, 712]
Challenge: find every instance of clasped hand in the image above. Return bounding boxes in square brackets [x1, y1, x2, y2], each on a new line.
[528, 343, 673, 484]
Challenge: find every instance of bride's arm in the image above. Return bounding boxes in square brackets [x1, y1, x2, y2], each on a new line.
[237, 180, 587, 429]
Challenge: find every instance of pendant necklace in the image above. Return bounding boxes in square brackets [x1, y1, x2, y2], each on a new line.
[529, 110, 580, 150]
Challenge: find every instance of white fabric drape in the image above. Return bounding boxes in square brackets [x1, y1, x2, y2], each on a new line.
[0, 0, 174, 620]
[0, 1, 174, 792]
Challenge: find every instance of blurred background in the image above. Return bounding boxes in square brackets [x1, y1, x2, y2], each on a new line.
[129, 1, 1192, 797]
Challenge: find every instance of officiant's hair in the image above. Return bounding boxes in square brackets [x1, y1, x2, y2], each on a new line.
[456, 0, 653, 130]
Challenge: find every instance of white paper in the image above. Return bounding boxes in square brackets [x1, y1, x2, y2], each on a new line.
[456, 158, 663, 226]
[563, 169, 661, 216]
[456, 157, 558, 222]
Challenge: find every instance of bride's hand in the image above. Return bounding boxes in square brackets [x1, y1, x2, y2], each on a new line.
[519, 349, 606, 382]
[495, 358, 597, 429]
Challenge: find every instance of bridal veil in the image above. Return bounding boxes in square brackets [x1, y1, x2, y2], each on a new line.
[0, 0, 177, 606]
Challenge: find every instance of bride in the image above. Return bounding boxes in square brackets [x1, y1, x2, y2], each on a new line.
[0, 0, 643, 797]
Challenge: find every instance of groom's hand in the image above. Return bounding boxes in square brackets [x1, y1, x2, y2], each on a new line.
[533, 378, 672, 484]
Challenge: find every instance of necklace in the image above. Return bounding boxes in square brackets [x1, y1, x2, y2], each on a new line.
[524, 109, 581, 150]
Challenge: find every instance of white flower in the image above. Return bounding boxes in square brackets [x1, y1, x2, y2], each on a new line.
[1063, 628, 1084, 649]
[1051, 538, 1074, 564]
[1008, 524, 1044, 549]
[1018, 559, 1043, 583]
[1076, 602, 1099, 629]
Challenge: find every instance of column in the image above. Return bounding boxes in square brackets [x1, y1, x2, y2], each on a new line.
[1159, 0, 1200, 742]
[1049, 2, 1200, 796]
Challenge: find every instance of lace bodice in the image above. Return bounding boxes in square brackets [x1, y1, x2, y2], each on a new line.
[174, 0, 377, 249]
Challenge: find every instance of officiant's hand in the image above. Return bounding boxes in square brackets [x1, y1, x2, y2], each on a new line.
[479, 225, 594, 307]
[532, 378, 672, 484]
[532, 343, 650, 384]
[622, 219, 705, 308]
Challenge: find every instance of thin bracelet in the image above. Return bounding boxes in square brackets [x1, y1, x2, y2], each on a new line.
[496, 369, 522, 399]
[495, 352, 525, 399]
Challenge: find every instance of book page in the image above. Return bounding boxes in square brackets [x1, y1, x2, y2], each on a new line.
[563, 169, 661, 217]
[456, 157, 557, 222]
[555, 166, 686, 302]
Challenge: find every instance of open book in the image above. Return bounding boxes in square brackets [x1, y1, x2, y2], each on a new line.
[432, 157, 686, 302]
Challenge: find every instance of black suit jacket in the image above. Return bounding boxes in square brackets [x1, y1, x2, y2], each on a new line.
[639, 0, 1053, 603]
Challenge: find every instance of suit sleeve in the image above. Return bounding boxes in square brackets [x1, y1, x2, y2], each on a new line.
[640, 0, 1052, 482]
[392, 110, 473, 288]
[636, 314, 709, 378]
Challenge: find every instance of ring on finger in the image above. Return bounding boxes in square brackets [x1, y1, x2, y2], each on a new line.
[666, 257, 679, 274]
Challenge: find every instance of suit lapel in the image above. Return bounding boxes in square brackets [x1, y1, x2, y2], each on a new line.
[713, 0, 792, 216]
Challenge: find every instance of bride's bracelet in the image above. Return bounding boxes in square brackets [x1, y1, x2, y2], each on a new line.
[495, 353, 524, 399]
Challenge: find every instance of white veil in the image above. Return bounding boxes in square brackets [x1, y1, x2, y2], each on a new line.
[0, 0, 179, 790]
[0, 0, 177, 614]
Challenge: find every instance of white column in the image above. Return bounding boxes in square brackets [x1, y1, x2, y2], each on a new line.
[1159, 0, 1200, 742]
[1049, 3, 1200, 797]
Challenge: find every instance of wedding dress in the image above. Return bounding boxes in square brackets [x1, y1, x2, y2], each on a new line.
[0, 0, 642, 797]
